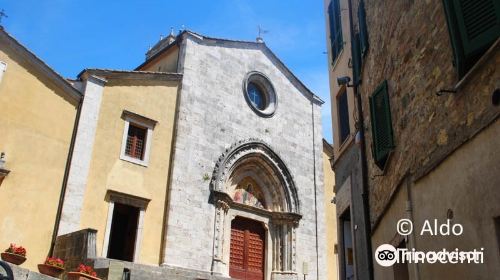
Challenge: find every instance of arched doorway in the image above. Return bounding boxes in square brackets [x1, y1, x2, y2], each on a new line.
[230, 217, 266, 280]
[210, 139, 301, 280]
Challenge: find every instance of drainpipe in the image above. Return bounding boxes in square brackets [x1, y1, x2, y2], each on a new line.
[49, 90, 84, 256]
[406, 183, 421, 280]
[347, 0, 374, 278]
[311, 101, 320, 280]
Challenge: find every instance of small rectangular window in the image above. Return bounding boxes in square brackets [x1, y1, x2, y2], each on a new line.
[337, 88, 350, 144]
[120, 111, 156, 166]
[369, 80, 394, 169]
[125, 124, 147, 160]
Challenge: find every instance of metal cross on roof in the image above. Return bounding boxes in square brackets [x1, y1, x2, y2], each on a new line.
[0, 9, 8, 24]
[258, 25, 269, 38]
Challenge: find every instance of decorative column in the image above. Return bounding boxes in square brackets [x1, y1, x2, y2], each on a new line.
[290, 221, 298, 272]
[212, 194, 230, 274]
[271, 213, 300, 278]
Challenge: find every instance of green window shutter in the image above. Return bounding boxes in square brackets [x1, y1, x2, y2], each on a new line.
[443, 0, 500, 77]
[328, 0, 343, 63]
[352, 33, 362, 85]
[358, 0, 369, 56]
[337, 89, 350, 143]
[369, 80, 394, 169]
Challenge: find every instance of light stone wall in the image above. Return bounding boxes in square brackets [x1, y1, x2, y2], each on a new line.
[161, 35, 326, 279]
[59, 75, 105, 235]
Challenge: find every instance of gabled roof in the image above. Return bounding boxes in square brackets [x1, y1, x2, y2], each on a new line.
[322, 139, 334, 157]
[0, 27, 82, 102]
[136, 30, 324, 105]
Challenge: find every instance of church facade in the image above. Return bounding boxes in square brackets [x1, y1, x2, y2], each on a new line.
[0, 28, 328, 280]
[136, 31, 327, 280]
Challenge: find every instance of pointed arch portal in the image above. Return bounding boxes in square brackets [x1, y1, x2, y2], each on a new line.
[210, 139, 301, 279]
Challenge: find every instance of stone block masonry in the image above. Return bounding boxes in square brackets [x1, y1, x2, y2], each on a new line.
[358, 0, 500, 226]
[162, 34, 326, 279]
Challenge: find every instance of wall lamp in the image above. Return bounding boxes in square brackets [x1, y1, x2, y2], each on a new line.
[337, 76, 355, 87]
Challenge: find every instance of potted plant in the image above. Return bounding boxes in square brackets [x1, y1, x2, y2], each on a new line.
[67, 264, 101, 280]
[1, 243, 26, 265]
[37, 257, 65, 277]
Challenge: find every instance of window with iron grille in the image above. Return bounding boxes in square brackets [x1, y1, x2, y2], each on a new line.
[328, 0, 343, 64]
[337, 88, 350, 144]
[369, 80, 394, 169]
[120, 110, 156, 166]
[125, 124, 147, 160]
[442, 0, 500, 78]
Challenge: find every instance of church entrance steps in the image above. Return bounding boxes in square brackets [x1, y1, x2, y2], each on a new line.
[90, 258, 235, 280]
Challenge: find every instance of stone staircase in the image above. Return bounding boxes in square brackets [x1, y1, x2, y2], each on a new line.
[90, 258, 232, 280]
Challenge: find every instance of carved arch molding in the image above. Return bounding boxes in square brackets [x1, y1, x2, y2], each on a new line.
[210, 139, 302, 277]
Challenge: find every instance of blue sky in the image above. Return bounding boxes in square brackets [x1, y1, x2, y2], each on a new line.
[1, 0, 333, 142]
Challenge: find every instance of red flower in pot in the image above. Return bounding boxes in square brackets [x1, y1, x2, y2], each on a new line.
[38, 257, 65, 277]
[67, 263, 101, 280]
[1, 243, 27, 265]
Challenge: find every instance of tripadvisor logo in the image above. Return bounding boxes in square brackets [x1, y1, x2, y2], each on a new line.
[374, 244, 397, 267]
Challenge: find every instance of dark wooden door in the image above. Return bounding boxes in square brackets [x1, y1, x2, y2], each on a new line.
[107, 203, 139, 262]
[230, 217, 265, 280]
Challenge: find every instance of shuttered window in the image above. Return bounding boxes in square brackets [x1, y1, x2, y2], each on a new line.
[328, 0, 343, 64]
[358, 0, 369, 56]
[442, 0, 500, 77]
[337, 88, 350, 144]
[352, 33, 362, 85]
[125, 124, 147, 160]
[369, 80, 394, 169]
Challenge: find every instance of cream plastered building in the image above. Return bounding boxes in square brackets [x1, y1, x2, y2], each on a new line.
[0, 26, 182, 271]
[57, 69, 182, 265]
[322, 140, 339, 280]
[0, 27, 81, 270]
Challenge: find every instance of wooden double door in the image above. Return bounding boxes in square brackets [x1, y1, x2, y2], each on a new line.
[229, 217, 266, 280]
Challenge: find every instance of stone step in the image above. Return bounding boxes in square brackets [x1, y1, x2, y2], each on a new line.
[89, 258, 232, 280]
[2, 263, 59, 280]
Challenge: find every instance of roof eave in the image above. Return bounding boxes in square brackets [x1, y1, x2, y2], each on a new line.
[0, 27, 82, 102]
[78, 68, 183, 82]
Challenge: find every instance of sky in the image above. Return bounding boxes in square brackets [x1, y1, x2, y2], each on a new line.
[1, 0, 333, 142]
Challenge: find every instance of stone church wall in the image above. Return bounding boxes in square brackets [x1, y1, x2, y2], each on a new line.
[163, 35, 326, 279]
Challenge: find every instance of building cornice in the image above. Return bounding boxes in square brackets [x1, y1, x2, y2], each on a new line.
[78, 69, 182, 82]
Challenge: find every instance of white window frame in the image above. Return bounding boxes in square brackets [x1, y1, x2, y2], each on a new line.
[119, 111, 156, 167]
[102, 190, 150, 262]
[0, 61, 7, 84]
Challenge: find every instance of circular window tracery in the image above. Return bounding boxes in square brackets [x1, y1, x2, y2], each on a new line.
[243, 72, 277, 117]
